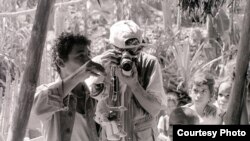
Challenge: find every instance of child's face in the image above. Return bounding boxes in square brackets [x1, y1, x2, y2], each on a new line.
[217, 82, 231, 110]
[190, 84, 211, 106]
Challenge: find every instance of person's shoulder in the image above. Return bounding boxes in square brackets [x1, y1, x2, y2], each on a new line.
[159, 115, 164, 121]
[163, 115, 169, 120]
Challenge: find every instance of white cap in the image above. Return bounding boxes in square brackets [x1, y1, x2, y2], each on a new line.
[109, 20, 143, 49]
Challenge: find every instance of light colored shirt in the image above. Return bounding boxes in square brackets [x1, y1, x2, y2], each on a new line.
[86, 52, 165, 118]
[31, 80, 92, 141]
[86, 52, 165, 141]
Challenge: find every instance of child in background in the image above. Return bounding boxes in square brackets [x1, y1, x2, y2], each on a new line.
[168, 107, 199, 141]
[214, 78, 248, 124]
[186, 72, 221, 124]
[214, 58, 248, 124]
[214, 79, 231, 121]
[157, 92, 178, 141]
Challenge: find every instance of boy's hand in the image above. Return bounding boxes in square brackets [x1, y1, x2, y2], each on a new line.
[85, 60, 106, 76]
[74, 60, 106, 81]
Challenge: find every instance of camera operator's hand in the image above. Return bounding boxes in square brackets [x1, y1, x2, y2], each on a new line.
[99, 49, 121, 71]
[115, 63, 139, 88]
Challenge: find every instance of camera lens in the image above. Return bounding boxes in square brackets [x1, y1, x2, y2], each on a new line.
[120, 51, 133, 72]
[121, 60, 133, 71]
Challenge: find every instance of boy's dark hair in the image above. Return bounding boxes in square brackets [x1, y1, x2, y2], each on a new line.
[190, 72, 215, 97]
[51, 32, 91, 74]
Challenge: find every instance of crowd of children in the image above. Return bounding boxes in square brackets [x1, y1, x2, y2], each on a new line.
[157, 61, 249, 141]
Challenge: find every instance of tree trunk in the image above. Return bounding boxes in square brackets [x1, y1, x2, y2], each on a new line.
[6, 0, 56, 141]
[224, 0, 250, 124]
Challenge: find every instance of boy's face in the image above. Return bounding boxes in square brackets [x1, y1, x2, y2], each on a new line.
[218, 82, 231, 110]
[190, 84, 211, 106]
[63, 44, 90, 75]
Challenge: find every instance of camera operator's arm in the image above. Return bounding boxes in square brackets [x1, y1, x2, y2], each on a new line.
[116, 61, 164, 116]
[33, 60, 105, 121]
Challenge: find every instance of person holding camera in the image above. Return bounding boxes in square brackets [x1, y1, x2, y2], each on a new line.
[31, 33, 106, 141]
[86, 20, 165, 141]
